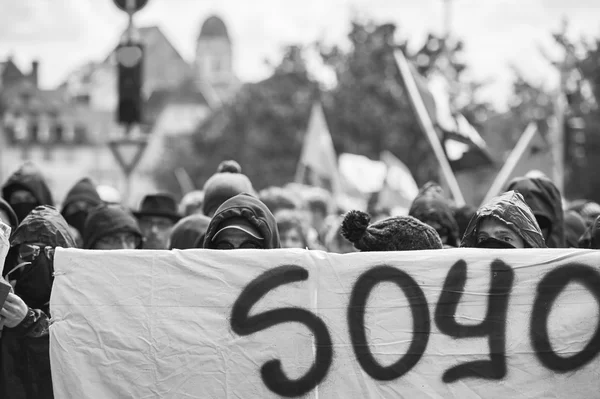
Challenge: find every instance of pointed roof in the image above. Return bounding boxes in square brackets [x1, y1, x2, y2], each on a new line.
[198, 16, 229, 41]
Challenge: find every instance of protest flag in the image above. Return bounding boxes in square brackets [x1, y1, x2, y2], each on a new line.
[393, 50, 465, 206]
[295, 101, 341, 195]
[482, 123, 554, 205]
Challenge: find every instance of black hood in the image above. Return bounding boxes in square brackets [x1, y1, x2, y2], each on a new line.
[83, 204, 142, 249]
[2, 162, 54, 207]
[5, 206, 77, 310]
[409, 182, 459, 247]
[203, 193, 280, 249]
[461, 191, 546, 249]
[61, 178, 103, 214]
[506, 176, 565, 248]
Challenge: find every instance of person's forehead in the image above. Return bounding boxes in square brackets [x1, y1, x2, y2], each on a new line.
[216, 227, 260, 241]
[479, 217, 516, 234]
[11, 189, 34, 198]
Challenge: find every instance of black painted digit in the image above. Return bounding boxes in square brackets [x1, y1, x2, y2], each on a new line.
[348, 265, 430, 381]
[531, 264, 600, 371]
[435, 259, 514, 382]
[230, 265, 333, 398]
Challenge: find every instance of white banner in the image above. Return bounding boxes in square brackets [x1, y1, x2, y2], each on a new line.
[50, 249, 600, 398]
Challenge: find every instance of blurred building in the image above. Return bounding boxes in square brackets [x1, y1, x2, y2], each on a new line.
[0, 15, 238, 205]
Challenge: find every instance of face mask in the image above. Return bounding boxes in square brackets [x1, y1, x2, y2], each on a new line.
[475, 237, 516, 249]
[11, 203, 37, 223]
[65, 210, 88, 236]
[10, 257, 54, 309]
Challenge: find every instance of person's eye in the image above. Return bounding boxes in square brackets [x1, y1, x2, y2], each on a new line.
[241, 242, 260, 249]
[215, 242, 233, 250]
[502, 236, 512, 242]
[477, 235, 486, 243]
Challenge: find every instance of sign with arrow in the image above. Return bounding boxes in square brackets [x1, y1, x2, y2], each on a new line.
[113, 0, 149, 14]
[108, 137, 148, 176]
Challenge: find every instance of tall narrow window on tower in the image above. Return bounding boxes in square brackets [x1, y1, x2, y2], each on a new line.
[116, 41, 144, 125]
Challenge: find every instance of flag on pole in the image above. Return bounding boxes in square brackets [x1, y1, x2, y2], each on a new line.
[405, 58, 494, 171]
[482, 123, 554, 205]
[376, 150, 419, 212]
[295, 102, 341, 194]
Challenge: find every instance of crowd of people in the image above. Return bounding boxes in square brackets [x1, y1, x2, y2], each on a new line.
[0, 158, 599, 398]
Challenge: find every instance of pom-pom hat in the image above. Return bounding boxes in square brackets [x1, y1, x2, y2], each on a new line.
[341, 210, 443, 252]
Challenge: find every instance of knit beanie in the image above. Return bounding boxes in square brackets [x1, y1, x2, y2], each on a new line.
[202, 160, 255, 217]
[341, 210, 443, 252]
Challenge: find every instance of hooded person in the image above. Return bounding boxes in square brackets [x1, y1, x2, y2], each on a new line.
[202, 160, 255, 218]
[578, 215, 600, 249]
[1, 206, 77, 399]
[461, 191, 546, 249]
[341, 210, 443, 251]
[83, 204, 143, 250]
[2, 162, 54, 223]
[409, 182, 460, 247]
[60, 178, 103, 240]
[563, 210, 587, 248]
[506, 175, 565, 248]
[0, 198, 18, 232]
[202, 193, 280, 250]
[169, 214, 211, 250]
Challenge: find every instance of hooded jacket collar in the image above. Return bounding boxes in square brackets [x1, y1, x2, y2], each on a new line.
[506, 176, 565, 248]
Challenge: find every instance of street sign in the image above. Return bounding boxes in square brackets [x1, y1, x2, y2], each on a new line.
[108, 137, 148, 176]
[113, 0, 149, 14]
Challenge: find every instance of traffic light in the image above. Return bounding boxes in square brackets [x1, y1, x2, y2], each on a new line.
[116, 41, 144, 125]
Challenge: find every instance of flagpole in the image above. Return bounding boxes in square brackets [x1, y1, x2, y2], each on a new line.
[481, 123, 537, 205]
[394, 50, 466, 206]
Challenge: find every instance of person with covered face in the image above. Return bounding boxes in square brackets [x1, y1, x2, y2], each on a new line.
[461, 191, 546, 249]
[134, 194, 181, 250]
[60, 178, 103, 244]
[409, 182, 460, 247]
[0, 206, 77, 399]
[2, 162, 54, 224]
[83, 204, 143, 250]
[202, 193, 280, 250]
[505, 174, 565, 248]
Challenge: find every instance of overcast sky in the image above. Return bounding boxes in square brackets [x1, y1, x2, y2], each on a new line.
[0, 0, 598, 110]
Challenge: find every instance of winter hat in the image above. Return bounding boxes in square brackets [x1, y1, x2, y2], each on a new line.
[341, 210, 443, 252]
[202, 160, 254, 217]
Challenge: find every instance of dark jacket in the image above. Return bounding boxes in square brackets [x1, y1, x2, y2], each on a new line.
[409, 182, 460, 247]
[506, 176, 565, 248]
[578, 215, 600, 249]
[82, 204, 143, 249]
[2, 163, 54, 209]
[0, 199, 18, 231]
[1, 206, 77, 399]
[169, 214, 211, 250]
[461, 191, 546, 248]
[203, 193, 280, 249]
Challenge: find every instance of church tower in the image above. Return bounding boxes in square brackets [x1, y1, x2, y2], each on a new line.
[195, 16, 236, 101]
